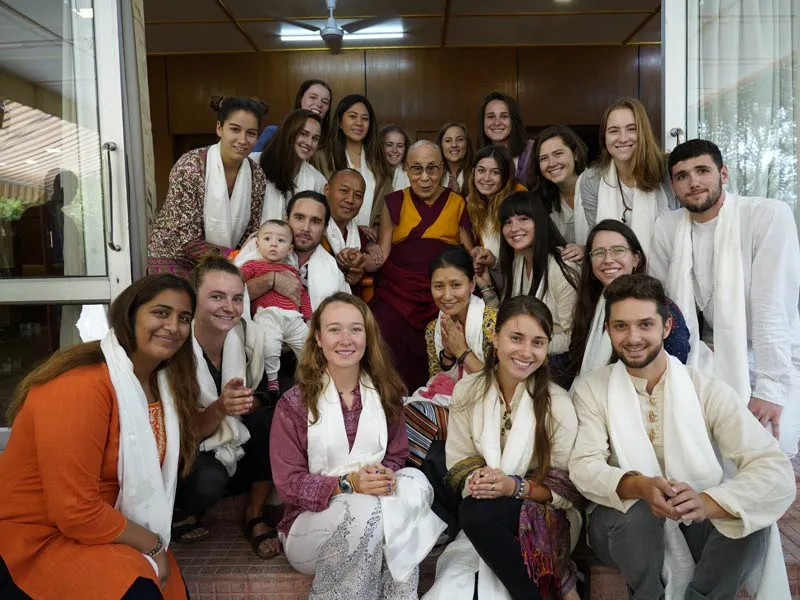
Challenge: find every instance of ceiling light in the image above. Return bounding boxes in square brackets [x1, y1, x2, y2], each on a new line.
[72, 8, 94, 19]
[280, 32, 403, 42]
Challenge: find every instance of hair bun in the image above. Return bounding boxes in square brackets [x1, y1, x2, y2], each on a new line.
[209, 95, 225, 112]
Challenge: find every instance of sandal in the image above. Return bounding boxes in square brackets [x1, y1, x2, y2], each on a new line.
[171, 518, 211, 544]
[243, 516, 280, 560]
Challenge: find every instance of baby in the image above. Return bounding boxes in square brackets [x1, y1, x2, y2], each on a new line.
[239, 220, 311, 398]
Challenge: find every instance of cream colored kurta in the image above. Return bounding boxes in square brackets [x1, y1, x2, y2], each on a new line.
[569, 364, 795, 540]
[446, 372, 578, 510]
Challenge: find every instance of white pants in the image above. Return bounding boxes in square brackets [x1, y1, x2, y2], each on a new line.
[282, 493, 419, 600]
[253, 306, 308, 379]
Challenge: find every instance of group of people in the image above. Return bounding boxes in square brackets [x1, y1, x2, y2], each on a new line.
[0, 77, 798, 600]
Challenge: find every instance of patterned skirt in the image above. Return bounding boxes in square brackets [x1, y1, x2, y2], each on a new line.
[404, 401, 450, 468]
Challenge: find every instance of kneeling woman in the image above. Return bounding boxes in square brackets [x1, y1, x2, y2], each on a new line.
[0, 275, 197, 599]
[425, 296, 584, 600]
[270, 293, 445, 598]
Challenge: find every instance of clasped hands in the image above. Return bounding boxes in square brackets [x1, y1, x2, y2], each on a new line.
[637, 475, 725, 523]
[349, 464, 396, 496]
[466, 467, 516, 499]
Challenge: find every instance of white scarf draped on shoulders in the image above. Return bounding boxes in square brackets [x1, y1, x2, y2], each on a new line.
[289, 245, 351, 310]
[262, 160, 327, 222]
[101, 330, 180, 549]
[326, 218, 362, 255]
[204, 142, 252, 248]
[347, 146, 377, 227]
[579, 296, 613, 377]
[433, 295, 487, 374]
[306, 373, 445, 582]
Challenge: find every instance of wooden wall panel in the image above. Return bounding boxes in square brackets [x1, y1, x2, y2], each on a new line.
[637, 45, 663, 145]
[146, 56, 172, 206]
[517, 46, 640, 126]
[365, 48, 517, 142]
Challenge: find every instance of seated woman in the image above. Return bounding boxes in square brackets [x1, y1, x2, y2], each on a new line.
[253, 79, 332, 152]
[169, 257, 279, 559]
[466, 144, 527, 293]
[530, 125, 589, 260]
[567, 219, 690, 380]
[369, 140, 473, 392]
[380, 124, 411, 191]
[436, 122, 473, 196]
[478, 191, 579, 387]
[270, 293, 445, 598]
[258, 109, 327, 221]
[148, 96, 267, 277]
[424, 296, 583, 600]
[574, 97, 678, 255]
[405, 247, 497, 468]
[0, 274, 197, 599]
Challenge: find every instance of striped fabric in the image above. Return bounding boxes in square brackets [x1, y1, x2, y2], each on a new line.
[404, 401, 450, 468]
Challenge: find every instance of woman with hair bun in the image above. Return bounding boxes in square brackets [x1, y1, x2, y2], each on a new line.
[148, 96, 268, 277]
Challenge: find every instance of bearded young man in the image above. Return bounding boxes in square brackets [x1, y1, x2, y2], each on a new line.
[569, 273, 795, 600]
[649, 138, 800, 456]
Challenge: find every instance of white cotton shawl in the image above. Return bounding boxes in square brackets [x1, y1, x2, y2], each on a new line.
[101, 330, 179, 548]
[392, 166, 410, 192]
[607, 356, 788, 599]
[433, 295, 487, 377]
[289, 244, 351, 310]
[665, 195, 750, 403]
[579, 296, 613, 376]
[261, 161, 327, 222]
[204, 142, 252, 248]
[511, 253, 544, 298]
[306, 373, 445, 582]
[347, 147, 377, 227]
[191, 323, 252, 477]
[325, 218, 361, 255]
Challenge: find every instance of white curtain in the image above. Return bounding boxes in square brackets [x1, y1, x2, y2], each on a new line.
[688, 0, 798, 210]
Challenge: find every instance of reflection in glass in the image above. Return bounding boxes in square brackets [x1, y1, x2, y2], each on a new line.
[0, 1, 106, 278]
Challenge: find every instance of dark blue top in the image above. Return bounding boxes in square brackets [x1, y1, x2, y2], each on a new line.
[253, 125, 279, 152]
[664, 297, 691, 363]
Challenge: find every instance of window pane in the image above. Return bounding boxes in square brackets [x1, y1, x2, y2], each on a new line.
[0, 1, 107, 278]
[0, 302, 107, 426]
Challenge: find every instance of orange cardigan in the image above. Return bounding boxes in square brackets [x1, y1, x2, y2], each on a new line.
[0, 363, 187, 600]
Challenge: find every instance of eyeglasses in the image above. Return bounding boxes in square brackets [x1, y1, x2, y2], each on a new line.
[589, 246, 632, 262]
[407, 164, 442, 177]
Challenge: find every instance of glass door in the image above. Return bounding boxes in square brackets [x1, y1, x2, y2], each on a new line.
[0, 0, 134, 424]
[662, 0, 799, 213]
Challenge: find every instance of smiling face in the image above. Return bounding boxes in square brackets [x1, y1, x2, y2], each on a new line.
[315, 301, 367, 371]
[256, 222, 294, 264]
[383, 131, 407, 167]
[288, 197, 326, 252]
[294, 118, 322, 162]
[474, 157, 503, 196]
[670, 154, 728, 216]
[604, 108, 638, 165]
[431, 265, 474, 320]
[538, 136, 577, 186]
[325, 171, 365, 225]
[300, 83, 331, 118]
[194, 270, 245, 335]
[216, 109, 259, 164]
[484, 99, 512, 144]
[493, 314, 549, 383]
[590, 230, 640, 288]
[607, 297, 671, 370]
[132, 289, 193, 366]
[502, 213, 535, 252]
[340, 102, 370, 144]
[406, 143, 444, 201]
[441, 126, 467, 165]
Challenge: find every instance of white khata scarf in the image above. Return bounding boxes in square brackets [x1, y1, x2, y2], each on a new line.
[204, 142, 252, 248]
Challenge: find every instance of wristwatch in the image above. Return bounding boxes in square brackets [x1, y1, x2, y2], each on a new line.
[339, 474, 354, 494]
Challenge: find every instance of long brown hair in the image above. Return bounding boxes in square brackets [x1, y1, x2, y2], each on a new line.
[529, 125, 589, 213]
[476, 295, 555, 483]
[296, 293, 405, 424]
[7, 275, 200, 475]
[259, 109, 323, 194]
[597, 97, 665, 192]
[466, 144, 519, 239]
[436, 122, 474, 182]
[566, 220, 646, 379]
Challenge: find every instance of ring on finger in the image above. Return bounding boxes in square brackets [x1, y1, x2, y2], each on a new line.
[491, 483, 496, 491]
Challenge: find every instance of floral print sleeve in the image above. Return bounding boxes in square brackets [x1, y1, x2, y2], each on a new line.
[426, 319, 439, 379]
[481, 306, 497, 364]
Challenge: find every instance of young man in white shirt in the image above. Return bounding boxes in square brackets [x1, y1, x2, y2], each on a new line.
[569, 274, 795, 599]
[649, 138, 800, 456]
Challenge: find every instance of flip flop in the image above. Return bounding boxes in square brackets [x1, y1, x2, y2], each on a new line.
[171, 519, 211, 544]
[243, 516, 280, 560]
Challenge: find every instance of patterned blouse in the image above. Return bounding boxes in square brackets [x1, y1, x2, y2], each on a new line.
[147, 147, 266, 278]
[425, 305, 497, 379]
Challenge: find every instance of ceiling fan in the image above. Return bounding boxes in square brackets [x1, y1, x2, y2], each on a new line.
[268, 0, 396, 54]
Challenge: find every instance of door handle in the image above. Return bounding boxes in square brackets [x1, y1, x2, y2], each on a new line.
[670, 127, 685, 146]
[102, 141, 122, 252]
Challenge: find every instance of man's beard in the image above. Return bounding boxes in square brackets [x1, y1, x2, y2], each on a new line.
[617, 341, 663, 370]
[684, 177, 723, 214]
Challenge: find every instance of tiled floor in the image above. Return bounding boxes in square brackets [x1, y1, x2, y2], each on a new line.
[175, 458, 800, 599]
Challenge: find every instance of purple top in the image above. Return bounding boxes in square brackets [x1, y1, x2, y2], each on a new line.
[269, 384, 409, 536]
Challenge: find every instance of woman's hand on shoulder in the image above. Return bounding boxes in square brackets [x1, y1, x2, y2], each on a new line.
[560, 243, 584, 263]
[351, 465, 394, 496]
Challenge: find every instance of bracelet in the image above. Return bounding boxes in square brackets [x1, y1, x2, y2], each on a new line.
[512, 475, 525, 500]
[456, 349, 472, 365]
[438, 349, 456, 370]
[348, 473, 361, 494]
[146, 534, 164, 557]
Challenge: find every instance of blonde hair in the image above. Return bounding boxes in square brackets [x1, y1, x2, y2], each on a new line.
[465, 144, 520, 238]
[296, 293, 406, 424]
[598, 97, 665, 192]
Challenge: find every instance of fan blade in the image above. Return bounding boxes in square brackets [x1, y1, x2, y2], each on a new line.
[325, 35, 342, 54]
[341, 12, 397, 34]
[264, 12, 321, 33]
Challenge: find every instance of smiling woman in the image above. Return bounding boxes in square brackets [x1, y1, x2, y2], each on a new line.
[147, 96, 268, 278]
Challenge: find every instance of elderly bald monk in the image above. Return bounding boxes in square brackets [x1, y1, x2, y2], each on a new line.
[369, 140, 473, 390]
